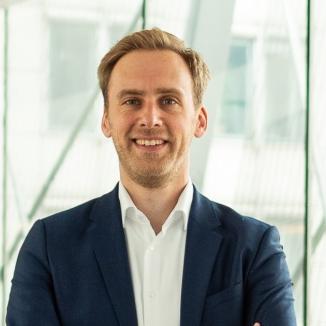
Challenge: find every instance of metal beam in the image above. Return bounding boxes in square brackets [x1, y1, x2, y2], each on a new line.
[292, 215, 325, 285]
[189, 0, 236, 190]
[141, 0, 147, 29]
[1, 4, 143, 275]
[4, 87, 99, 268]
[303, 0, 311, 324]
[292, 146, 326, 285]
[1, 7, 9, 325]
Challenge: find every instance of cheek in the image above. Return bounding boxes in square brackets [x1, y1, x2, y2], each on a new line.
[111, 115, 133, 132]
[174, 126, 195, 145]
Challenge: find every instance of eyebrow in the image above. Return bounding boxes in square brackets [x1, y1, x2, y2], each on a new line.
[117, 89, 145, 99]
[117, 87, 184, 99]
[155, 88, 184, 96]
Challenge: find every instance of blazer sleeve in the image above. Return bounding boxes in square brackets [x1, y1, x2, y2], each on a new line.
[6, 220, 62, 326]
[245, 226, 297, 326]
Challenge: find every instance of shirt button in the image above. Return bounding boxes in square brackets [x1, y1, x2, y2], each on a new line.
[149, 246, 155, 251]
[149, 292, 156, 298]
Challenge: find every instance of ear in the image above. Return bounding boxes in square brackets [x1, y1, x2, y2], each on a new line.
[194, 106, 208, 138]
[101, 109, 112, 138]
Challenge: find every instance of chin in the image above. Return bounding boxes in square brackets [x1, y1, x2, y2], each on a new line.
[133, 177, 167, 189]
[129, 167, 174, 189]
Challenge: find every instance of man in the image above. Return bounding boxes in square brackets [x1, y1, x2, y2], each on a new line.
[7, 28, 296, 326]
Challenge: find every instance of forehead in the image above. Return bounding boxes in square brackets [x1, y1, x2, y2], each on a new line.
[108, 50, 193, 93]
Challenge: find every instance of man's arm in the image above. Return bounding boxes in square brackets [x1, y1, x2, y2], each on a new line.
[245, 226, 296, 325]
[6, 220, 62, 326]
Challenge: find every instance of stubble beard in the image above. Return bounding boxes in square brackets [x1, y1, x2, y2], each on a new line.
[113, 137, 186, 189]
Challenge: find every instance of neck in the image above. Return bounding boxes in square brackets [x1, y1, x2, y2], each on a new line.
[120, 169, 189, 234]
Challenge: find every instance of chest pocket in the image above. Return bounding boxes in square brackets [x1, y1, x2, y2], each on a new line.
[201, 282, 243, 326]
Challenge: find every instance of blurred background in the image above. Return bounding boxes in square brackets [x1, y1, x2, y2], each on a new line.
[0, 0, 324, 325]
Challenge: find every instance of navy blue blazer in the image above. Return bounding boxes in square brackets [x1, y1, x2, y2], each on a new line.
[7, 184, 296, 326]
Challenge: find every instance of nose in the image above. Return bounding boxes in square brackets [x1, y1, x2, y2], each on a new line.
[138, 100, 163, 128]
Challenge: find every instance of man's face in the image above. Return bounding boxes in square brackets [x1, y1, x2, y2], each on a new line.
[101, 50, 207, 188]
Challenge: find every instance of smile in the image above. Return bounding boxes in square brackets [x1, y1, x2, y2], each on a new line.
[134, 139, 166, 146]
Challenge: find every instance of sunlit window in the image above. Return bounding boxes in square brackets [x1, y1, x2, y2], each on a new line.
[219, 38, 253, 137]
[48, 20, 97, 130]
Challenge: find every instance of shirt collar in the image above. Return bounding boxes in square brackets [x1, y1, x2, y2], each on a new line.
[118, 179, 193, 232]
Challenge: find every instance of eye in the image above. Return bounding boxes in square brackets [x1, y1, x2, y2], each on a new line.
[161, 97, 177, 105]
[124, 98, 141, 106]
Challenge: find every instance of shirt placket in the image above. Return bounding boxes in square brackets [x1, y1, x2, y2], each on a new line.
[143, 228, 161, 326]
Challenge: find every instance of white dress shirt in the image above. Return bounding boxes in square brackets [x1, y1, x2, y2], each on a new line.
[118, 181, 193, 326]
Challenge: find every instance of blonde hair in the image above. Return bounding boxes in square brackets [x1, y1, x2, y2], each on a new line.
[97, 28, 210, 109]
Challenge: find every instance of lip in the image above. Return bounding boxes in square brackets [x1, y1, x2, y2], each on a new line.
[132, 139, 168, 152]
[132, 136, 168, 141]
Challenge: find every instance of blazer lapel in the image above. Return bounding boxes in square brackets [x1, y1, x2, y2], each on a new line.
[88, 184, 138, 326]
[180, 187, 223, 326]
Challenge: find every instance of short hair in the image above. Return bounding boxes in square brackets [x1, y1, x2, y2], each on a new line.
[97, 28, 210, 109]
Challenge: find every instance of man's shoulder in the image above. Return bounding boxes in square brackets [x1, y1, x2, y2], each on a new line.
[198, 193, 283, 260]
[38, 188, 118, 234]
[199, 191, 273, 239]
[42, 196, 99, 225]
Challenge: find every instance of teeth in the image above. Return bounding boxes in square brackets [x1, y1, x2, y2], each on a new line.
[135, 139, 164, 146]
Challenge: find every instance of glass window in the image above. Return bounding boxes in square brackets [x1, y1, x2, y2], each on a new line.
[48, 19, 98, 130]
[264, 37, 304, 142]
[219, 38, 253, 137]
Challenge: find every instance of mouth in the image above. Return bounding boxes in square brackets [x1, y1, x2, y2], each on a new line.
[132, 138, 168, 152]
